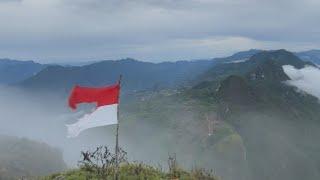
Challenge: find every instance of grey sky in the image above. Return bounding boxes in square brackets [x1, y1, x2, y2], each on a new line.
[0, 0, 319, 63]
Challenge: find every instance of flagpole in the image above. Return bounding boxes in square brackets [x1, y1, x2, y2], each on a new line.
[115, 74, 122, 180]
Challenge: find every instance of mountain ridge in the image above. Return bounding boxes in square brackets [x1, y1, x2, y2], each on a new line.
[1, 49, 319, 96]
[19, 58, 215, 93]
[15, 50, 270, 93]
[0, 58, 46, 84]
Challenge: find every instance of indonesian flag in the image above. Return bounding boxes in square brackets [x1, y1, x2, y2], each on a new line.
[66, 83, 120, 137]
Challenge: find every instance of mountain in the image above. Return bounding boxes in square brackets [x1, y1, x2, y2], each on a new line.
[18, 50, 264, 94]
[19, 58, 215, 93]
[0, 49, 315, 87]
[213, 49, 262, 63]
[296, 49, 320, 65]
[116, 50, 315, 180]
[0, 59, 46, 84]
[196, 49, 313, 84]
[189, 49, 320, 180]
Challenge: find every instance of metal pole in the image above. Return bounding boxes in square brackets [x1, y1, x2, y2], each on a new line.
[115, 75, 122, 180]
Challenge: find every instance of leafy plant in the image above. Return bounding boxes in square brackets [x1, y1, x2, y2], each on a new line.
[78, 146, 127, 179]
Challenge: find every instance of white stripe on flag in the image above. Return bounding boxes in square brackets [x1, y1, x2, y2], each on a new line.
[66, 104, 118, 138]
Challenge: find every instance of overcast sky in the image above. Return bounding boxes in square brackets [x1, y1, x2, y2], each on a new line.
[0, 0, 319, 63]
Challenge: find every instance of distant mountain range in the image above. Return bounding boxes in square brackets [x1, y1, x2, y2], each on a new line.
[295, 49, 320, 64]
[18, 58, 215, 93]
[214, 49, 262, 63]
[17, 49, 266, 93]
[0, 59, 46, 84]
[0, 49, 319, 91]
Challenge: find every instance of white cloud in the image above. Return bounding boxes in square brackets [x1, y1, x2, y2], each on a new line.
[283, 65, 320, 99]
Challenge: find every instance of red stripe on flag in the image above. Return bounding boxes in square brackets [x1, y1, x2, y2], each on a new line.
[68, 83, 120, 110]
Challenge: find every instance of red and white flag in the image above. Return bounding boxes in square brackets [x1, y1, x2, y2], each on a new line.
[66, 83, 120, 137]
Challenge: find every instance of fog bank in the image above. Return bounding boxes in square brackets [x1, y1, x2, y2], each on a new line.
[283, 65, 320, 99]
[0, 86, 115, 166]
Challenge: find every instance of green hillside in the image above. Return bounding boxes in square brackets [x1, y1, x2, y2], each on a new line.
[187, 50, 320, 180]
[0, 135, 66, 179]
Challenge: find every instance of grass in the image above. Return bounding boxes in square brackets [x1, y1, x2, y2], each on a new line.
[41, 162, 219, 180]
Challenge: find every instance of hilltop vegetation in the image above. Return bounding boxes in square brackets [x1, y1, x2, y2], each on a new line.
[43, 163, 218, 180]
[43, 145, 218, 180]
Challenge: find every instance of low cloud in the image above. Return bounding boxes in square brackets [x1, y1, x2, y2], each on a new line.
[283, 65, 320, 99]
